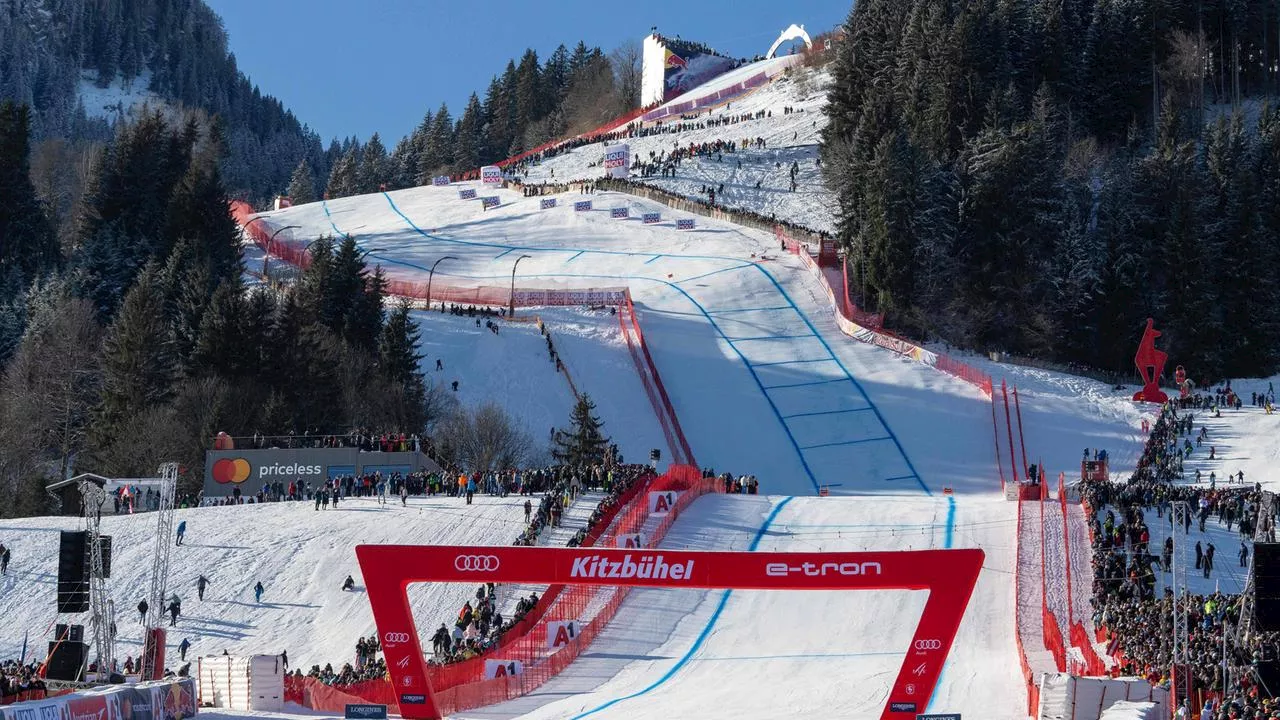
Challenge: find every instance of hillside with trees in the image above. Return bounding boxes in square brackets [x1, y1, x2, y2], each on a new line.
[822, 0, 1280, 380]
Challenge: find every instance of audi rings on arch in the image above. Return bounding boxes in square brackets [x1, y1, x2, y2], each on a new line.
[454, 555, 500, 572]
[383, 632, 411, 645]
[913, 639, 942, 650]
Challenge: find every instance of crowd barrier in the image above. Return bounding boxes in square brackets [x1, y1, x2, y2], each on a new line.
[0, 690, 51, 707]
[1013, 498, 1041, 715]
[0, 678, 195, 720]
[618, 293, 695, 467]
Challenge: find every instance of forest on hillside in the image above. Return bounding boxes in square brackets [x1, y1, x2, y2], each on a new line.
[822, 0, 1280, 381]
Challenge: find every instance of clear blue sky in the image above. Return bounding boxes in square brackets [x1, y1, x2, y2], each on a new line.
[205, 0, 850, 144]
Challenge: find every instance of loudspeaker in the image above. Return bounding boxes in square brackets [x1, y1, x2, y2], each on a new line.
[45, 641, 87, 681]
[56, 581, 89, 613]
[99, 535, 112, 579]
[52, 624, 84, 642]
[57, 531, 87, 583]
[1255, 543, 1280, 632]
[1257, 659, 1279, 698]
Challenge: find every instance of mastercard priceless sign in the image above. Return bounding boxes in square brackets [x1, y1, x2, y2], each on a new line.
[204, 448, 441, 495]
[211, 457, 252, 484]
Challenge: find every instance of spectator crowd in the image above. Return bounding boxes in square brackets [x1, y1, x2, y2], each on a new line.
[1080, 399, 1280, 718]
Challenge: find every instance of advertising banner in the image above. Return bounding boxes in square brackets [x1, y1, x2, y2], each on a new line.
[603, 144, 630, 179]
[509, 288, 627, 307]
[574, 201, 592, 212]
[648, 491, 681, 515]
[539, 198, 556, 210]
[2, 700, 70, 720]
[481, 196, 501, 210]
[610, 207, 629, 219]
[676, 218, 696, 230]
[642, 212, 661, 224]
[204, 449, 441, 496]
[661, 48, 738, 102]
[431, 176, 450, 187]
[481, 660, 523, 679]
[615, 533, 644, 549]
[356, 544, 984, 720]
[458, 189, 477, 200]
[65, 693, 118, 720]
[545, 621, 580, 649]
[480, 166, 503, 185]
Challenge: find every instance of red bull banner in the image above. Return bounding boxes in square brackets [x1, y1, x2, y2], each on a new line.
[660, 46, 738, 102]
[356, 545, 983, 720]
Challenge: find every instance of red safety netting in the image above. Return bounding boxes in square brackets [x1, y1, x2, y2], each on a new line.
[1070, 621, 1107, 676]
[1012, 498, 1040, 715]
[618, 294, 695, 467]
[1043, 605, 1067, 672]
[431, 466, 718, 716]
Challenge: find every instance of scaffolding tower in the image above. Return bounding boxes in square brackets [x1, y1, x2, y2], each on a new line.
[1170, 500, 1191, 703]
[141, 462, 178, 680]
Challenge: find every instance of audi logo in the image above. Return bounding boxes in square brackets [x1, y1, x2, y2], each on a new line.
[383, 632, 411, 645]
[455, 555, 500, 572]
[914, 639, 942, 650]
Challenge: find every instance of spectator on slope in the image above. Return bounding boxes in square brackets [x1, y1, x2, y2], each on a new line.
[254, 581, 265, 603]
[1, 543, 9, 575]
[281, 650, 288, 672]
[175, 520, 186, 546]
[137, 599, 148, 624]
[341, 575, 355, 591]
[167, 596, 181, 626]
[197, 574, 210, 601]
[178, 638, 190, 661]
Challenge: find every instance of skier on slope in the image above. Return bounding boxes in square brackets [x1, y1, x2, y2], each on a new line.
[341, 575, 356, 591]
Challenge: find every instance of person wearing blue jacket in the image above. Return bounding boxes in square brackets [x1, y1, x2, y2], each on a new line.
[175, 521, 187, 546]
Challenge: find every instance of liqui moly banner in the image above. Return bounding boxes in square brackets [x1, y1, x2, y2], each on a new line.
[510, 288, 628, 306]
[540, 198, 557, 210]
[616, 533, 644, 549]
[458, 189, 477, 200]
[545, 620, 580, 649]
[648, 490, 681, 515]
[481, 196, 501, 209]
[603, 143, 630, 179]
[480, 165, 503, 185]
[642, 212, 661, 224]
[676, 218, 696, 230]
[574, 200, 592, 212]
[482, 659, 523, 679]
[431, 176, 450, 187]
[356, 544, 984, 720]
[610, 207, 629, 219]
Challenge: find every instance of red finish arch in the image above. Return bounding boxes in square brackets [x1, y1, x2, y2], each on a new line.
[355, 545, 983, 719]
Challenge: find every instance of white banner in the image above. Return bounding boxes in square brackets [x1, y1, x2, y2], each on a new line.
[616, 533, 644, 549]
[480, 166, 503, 185]
[603, 143, 630, 179]
[545, 620, 580, 649]
[648, 490, 681, 515]
[432, 176, 450, 187]
[483, 659, 524, 679]
[510, 288, 628, 307]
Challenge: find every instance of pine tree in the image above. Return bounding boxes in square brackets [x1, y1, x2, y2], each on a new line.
[418, 103, 453, 179]
[0, 102, 59, 293]
[287, 159, 316, 205]
[167, 154, 243, 284]
[326, 145, 360, 198]
[97, 267, 177, 438]
[378, 301, 427, 430]
[453, 94, 485, 174]
[357, 132, 390, 193]
[551, 394, 610, 467]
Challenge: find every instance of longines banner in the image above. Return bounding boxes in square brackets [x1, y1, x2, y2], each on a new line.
[204, 448, 442, 495]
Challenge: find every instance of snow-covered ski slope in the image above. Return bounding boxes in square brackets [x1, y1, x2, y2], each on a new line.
[0, 495, 531, 670]
[519, 64, 835, 233]
[260, 184, 995, 498]
[456, 493, 1023, 720]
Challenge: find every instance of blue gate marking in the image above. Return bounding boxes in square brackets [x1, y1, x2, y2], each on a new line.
[798, 437, 893, 451]
[568, 497, 794, 720]
[763, 377, 851, 391]
[327, 195, 925, 494]
[781, 407, 873, 420]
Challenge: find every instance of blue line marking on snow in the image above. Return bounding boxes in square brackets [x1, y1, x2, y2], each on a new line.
[727, 334, 815, 342]
[883, 474, 919, 483]
[707, 305, 793, 314]
[762, 377, 852, 391]
[644, 255, 664, 264]
[494, 249, 513, 259]
[335, 195, 927, 494]
[675, 263, 753, 284]
[566, 250, 585, 263]
[923, 495, 959, 712]
[798, 436, 892, 451]
[690, 651, 902, 662]
[747, 357, 832, 369]
[780, 407, 873, 420]
[569, 497, 794, 720]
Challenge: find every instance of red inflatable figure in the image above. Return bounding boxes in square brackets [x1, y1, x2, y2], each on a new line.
[1132, 318, 1169, 404]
